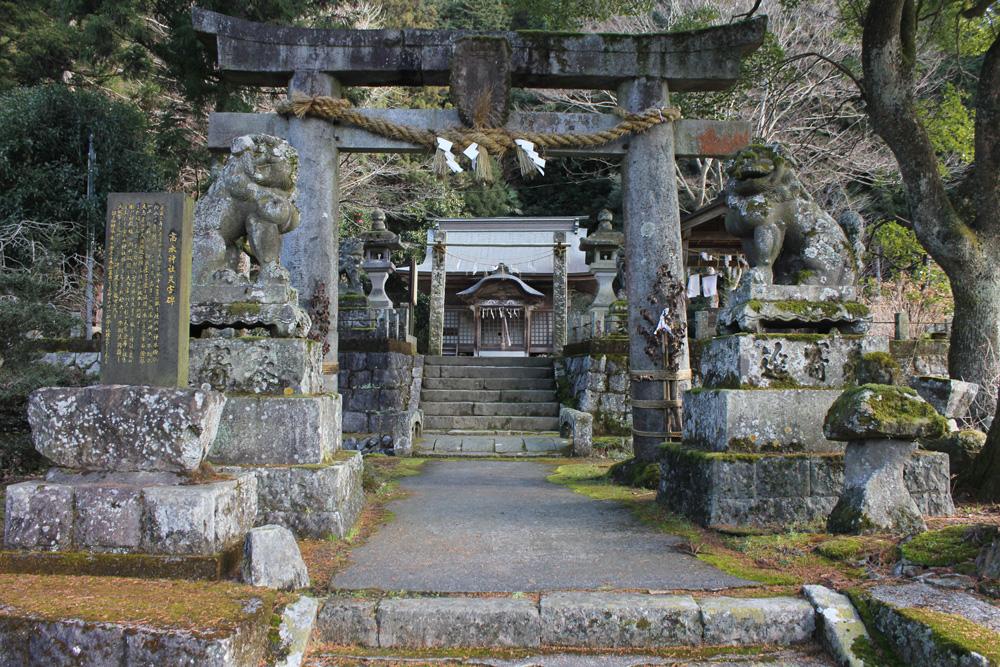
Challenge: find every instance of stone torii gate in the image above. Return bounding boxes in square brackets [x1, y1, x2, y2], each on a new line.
[193, 8, 766, 461]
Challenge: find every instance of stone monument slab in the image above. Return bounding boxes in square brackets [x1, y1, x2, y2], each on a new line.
[101, 193, 193, 386]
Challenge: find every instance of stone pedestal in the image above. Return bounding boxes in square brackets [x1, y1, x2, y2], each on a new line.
[823, 384, 949, 535]
[827, 440, 925, 534]
[4, 386, 258, 558]
[661, 311, 953, 529]
[190, 333, 363, 538]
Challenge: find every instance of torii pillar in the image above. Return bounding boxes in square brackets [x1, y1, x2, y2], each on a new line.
[619, 78, 689, 461]
[286, 71, 341, 387]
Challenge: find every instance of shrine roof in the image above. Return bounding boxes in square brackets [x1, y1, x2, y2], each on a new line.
[410, 217, 590, 277]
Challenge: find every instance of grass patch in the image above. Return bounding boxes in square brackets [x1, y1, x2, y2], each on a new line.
[0, 573, 280, 637]
[901, 526, 981, 567]
[545, 463, 867, 587]
[815, 535, 896, 563]
[299, 457, 427, 591]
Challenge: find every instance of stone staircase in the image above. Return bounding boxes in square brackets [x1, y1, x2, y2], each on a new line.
[418, 356, 566, 455]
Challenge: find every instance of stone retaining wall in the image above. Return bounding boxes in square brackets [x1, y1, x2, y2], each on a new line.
[659, 445, 953, 529]
[557, 354, 630, 435]
[339, 349, 423, 455]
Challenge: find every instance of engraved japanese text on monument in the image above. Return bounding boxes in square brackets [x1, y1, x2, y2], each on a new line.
[102, 193, 193, 387]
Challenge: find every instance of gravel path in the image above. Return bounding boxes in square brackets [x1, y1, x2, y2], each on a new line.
[330, 460, 753, 592]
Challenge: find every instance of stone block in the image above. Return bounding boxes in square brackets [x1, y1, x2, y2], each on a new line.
[683, 388, 843, 452]
[700, 333, 886, 389]
[377, 597, 540, 648]
[559, 407, 593, 457]
[660, 444, 951, 531]
[73, 485, 143, 550]
[825, 385, 949, 442]
[341, 410, 367, 433]
[919, 430, 984, 477]
[539, 592, 701, 647]
[189, 337, 323, 394]
[908, 376, 979, 419]
[3, 481, 74, 550]
[242, 525, 310, 590]
[699, 596, 815, 645]
[221, 454, 363, 538]
[27, 385, 225, 472]
[316, 598, 379, 647]
[803, 585, 871, 667]
[27, 619, 125, 666]
[142, 475, 257, 555]
[828, 440, 925, 535]
[273, 596, 320, 667]
[210, 393, 341, 465]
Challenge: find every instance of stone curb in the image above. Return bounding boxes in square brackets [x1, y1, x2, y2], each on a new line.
[316, 592, 817, 649]
[802, 585, 870, 667]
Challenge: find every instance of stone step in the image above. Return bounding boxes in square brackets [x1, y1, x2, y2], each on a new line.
[425, 355, 553, 367]
[424, 365, 553, 379]
[423, 415, 561, 431]
[415, 432, 568, 455]
[420, 389, 557, 403]
[422, 377, 556, 391]
[317, 592, 817, 649]
[420, 401, 561, 417]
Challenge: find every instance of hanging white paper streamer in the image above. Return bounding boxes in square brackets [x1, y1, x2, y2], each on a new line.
[436, 137, 463, 173]
[701, 273, 718, 297]
[514, 139, 546, 175]
[463, 142, 480, 169]
[686, 274, 701, 298]
[700, 251, 710, 261]
[653, 307, 671, 336]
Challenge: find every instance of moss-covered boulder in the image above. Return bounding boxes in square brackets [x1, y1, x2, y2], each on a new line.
[856, 352, 903, 386]
[824, 384, 949, 442]
[920, 430, 986, 477]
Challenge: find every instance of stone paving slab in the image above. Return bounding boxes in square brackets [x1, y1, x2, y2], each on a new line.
[330, 460, 751, 592]
[316, 592, 819, 650]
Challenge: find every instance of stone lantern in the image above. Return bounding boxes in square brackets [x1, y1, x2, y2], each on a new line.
[360, 209, 402, 309]
[580, 209, 624, 315]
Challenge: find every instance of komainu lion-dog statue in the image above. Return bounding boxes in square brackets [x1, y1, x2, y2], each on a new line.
[193, 134, 300, 287]
[724, 143, 857, 287]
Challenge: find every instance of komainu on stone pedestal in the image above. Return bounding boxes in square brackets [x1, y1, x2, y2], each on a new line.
[190, 133, 310, 337]
[718, 143, 870, 335]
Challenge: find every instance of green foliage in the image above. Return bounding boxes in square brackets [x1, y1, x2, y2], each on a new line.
[0, 269, 86, 477]
[0, 85, 165, 265]
[900, 525, 982, 567]
[917, 83, 976, 165]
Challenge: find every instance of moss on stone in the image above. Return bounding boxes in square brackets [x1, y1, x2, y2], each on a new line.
[897, 607, 1000, 663]
[0, 573, 278, 636]
[845, 589, 907, 667]
[857, 351, 903, 385]
[825, 384, 949, 441]
[814, 535, 894, 562]
[900, 526, 981, 567]
[0, 548, 242, 581]
[227, 301, 263, 317]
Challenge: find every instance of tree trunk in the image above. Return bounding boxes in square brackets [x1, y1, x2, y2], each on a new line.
[949, 270, 1000, 423]
[861, 1, 1000, 499]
